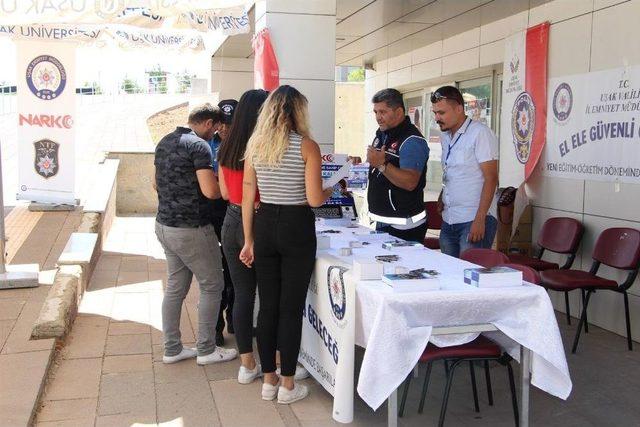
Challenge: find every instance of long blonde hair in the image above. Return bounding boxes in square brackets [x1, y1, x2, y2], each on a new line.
[245, 85, 311, 166]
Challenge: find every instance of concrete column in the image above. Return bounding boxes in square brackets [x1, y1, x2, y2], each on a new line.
[255, 0, 336, 152]
[211, 56, 254, 101]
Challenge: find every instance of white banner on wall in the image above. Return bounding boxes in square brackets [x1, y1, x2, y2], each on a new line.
[299, 256, 355, 424]
[542, 65, 640, 183]
[16, 41, 76, 205]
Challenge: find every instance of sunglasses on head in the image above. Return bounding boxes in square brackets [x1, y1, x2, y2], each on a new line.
[430, 91, 448, 103]
[430, 91, 462, 104]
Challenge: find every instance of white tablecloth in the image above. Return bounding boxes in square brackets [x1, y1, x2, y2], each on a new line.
[317, 224, 572, 411]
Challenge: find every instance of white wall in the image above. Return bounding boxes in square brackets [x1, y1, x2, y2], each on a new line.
[364, 0, 640, 340]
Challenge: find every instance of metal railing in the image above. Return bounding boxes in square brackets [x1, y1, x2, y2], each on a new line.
[0, 78, 193, 115]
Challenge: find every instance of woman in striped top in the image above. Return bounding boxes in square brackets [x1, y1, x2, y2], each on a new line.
[239, 85, 332, 404]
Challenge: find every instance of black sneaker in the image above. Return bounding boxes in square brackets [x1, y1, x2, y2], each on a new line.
[215, 331, 224, 347]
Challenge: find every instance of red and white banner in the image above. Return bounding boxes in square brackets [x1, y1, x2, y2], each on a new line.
[252, 28, 279, 91]
[16, 40, 76, 205]
[499, 22, 549, 187]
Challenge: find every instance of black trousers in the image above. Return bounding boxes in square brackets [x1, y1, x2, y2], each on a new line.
[221, 204, 256, 354]
[211, 213, 235, 333]
[254, 203, 316, 376]
[377, 221, 428, 243]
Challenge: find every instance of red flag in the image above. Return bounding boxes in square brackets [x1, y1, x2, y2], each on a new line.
[524, 22, 549, 180]
[499, 22, 549, 187]
[252, 28, 279, 91]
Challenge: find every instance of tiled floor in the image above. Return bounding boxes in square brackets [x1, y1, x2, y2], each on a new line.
[0, 207, 82, 427]
[34, 216, 640, 427]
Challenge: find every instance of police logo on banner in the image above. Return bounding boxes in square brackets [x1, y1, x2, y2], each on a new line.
[25, 55, 67, 100]
[33, 139, 59, 178]
[511, 91, 536, 164]
[552, 82, 573, 123]
[327, 266, 348, 328]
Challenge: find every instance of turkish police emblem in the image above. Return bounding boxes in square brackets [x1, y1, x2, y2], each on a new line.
[552, 82, 572, 123]
[34, 139, 59, 178]
[327, 265, 348, 327]
[25, 55, 67, 100]
[511, 91, 536, 164]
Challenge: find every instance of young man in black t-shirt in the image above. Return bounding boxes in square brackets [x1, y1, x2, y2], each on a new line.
[154, 104, 238, 365]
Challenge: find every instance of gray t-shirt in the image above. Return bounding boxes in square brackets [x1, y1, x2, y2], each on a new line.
[154, 126, 212, 227]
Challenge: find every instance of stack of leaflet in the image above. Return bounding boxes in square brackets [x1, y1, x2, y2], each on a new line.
[382, 268, 440, 292]
[381, 240, 423, 250]
[463, 266, 523, 288]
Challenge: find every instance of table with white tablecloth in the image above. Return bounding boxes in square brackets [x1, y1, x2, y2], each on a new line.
[299, 222, 572, 425]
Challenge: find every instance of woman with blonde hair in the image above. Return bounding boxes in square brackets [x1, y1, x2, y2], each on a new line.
[240, 85, 332, 404]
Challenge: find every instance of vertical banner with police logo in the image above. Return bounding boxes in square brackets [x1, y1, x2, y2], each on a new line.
[299, 256, 356, 423]
[542, 65, 640, 183]
[16, 40, 76, 204]
[499, 22, 549, 188]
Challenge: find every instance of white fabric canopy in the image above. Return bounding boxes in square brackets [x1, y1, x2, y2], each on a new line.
[0, 1, 252, 50]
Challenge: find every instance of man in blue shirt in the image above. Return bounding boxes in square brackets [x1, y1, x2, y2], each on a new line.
[432, 85, 499, 258]
[366, 88, 430, 243]
[209, 99, 238, 346]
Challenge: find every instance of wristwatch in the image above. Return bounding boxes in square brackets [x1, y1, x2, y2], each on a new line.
[377, 162, 388, 173]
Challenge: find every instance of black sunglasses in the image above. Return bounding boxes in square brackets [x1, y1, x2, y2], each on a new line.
[430, 91, 448, 103]
[430, 91, 463, 104]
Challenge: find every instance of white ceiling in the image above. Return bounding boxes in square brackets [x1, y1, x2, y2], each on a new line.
[214, 0, 533, 66]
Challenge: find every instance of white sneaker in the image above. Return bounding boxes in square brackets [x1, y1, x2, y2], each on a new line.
[238, 364, 263, 384]
[262, 381, 279, 401]
[196, 347, 238, 365]
[277, 383, 309, 404]
[163, 347, 197, 364]
[276, 365, 310, 380]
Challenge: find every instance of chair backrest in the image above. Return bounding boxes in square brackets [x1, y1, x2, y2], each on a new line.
[592, 228, 640, 270]
[460, 248, 510, 268]
[538, 217, 584, 254]
[498, 263, 541, 284]
[425, 201, 442, 230]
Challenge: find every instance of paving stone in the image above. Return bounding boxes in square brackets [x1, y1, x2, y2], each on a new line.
[0, 319, 16, 352]
[1, 299, 55, 354]
[119, 256, 148, 272]
[95, 412, 156, 427]
[94, 255, 122, 272]
[98, 371, 155, 417]
[45, 358, 102, 400]
[155, 362, 220, 427]
[108, 321, 150, 335]
[202, 356, 241, 382]
[0, 299, 26, 320]
[61, 316, 108, 360]
[111, 292, 150, 323]
[78, 288, 115, 318]
[116, 271, 149, 286]
[210, 379, 285, 427]
[105, 333, 152, 356]
[103, 354, 152, 374]
[0, 350, 52, 427]
[36, 417, 96, 427]
[37, 398, 97, 422]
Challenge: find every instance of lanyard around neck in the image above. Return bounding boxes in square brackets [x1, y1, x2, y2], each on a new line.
[444, 118, 470, 166]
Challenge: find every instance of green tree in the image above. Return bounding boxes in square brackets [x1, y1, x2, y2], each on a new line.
[347, 68, 365, 82]
[121, 77, 142, 94]
[148, 65, 168, 94]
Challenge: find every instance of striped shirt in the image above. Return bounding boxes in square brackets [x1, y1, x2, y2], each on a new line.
[254, 132, 307, 205]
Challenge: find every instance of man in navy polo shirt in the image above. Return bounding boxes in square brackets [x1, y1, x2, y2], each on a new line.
[366, 88, 430, 243]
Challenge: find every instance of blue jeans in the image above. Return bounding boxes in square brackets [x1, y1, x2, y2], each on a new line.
[439, 215, 498, 258]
